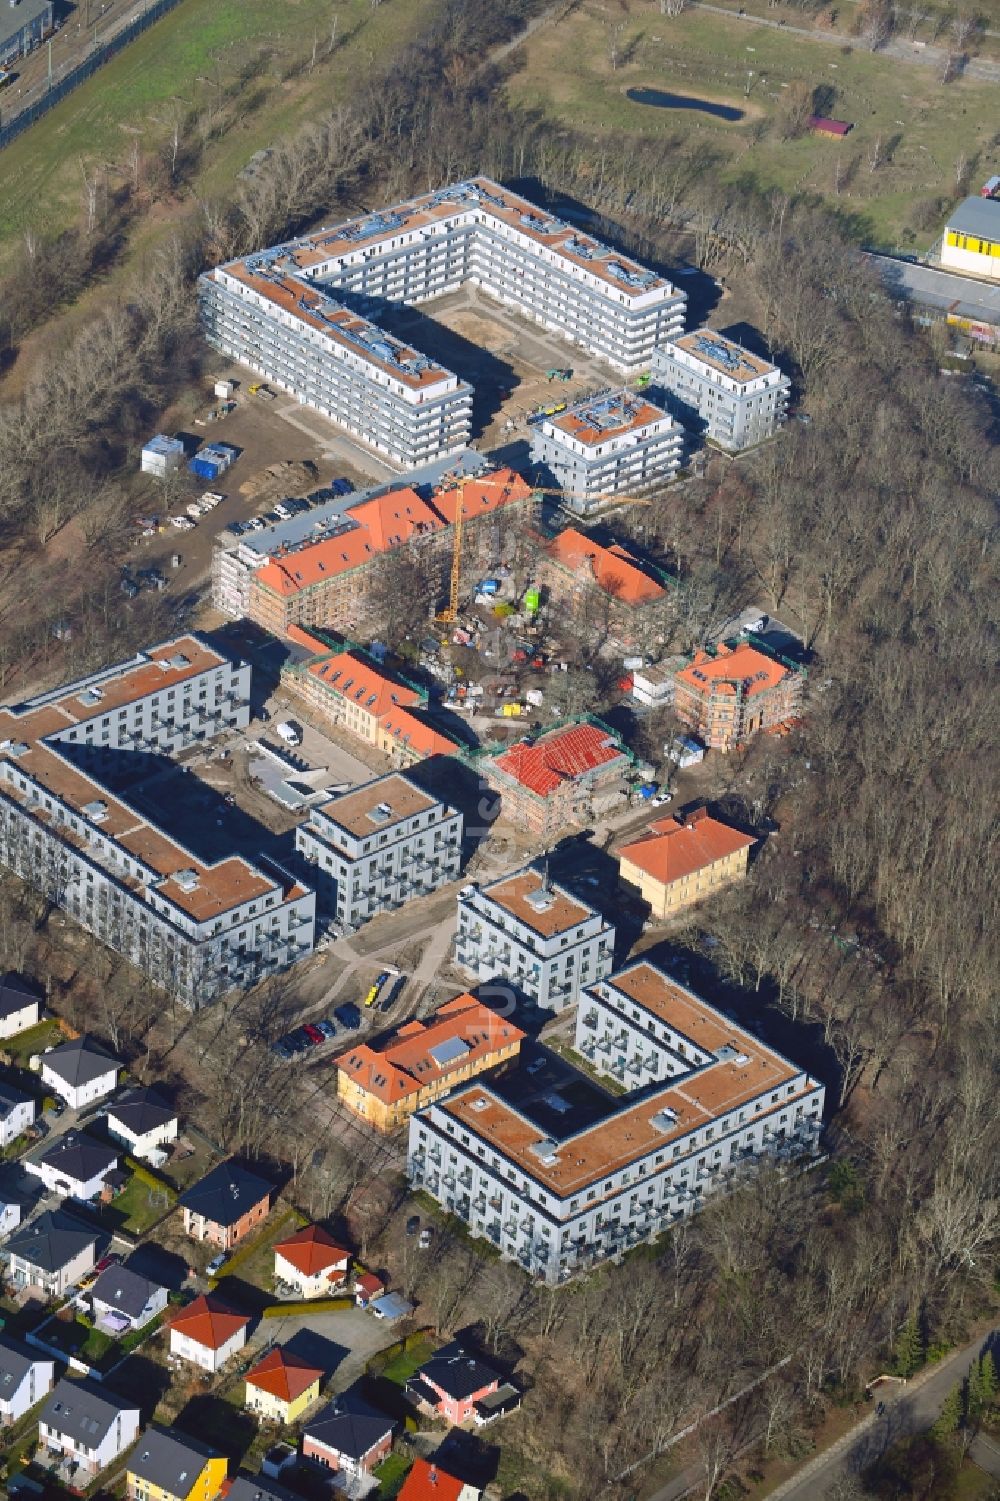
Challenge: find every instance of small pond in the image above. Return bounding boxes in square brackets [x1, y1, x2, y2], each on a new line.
[626, 87, 744, 122]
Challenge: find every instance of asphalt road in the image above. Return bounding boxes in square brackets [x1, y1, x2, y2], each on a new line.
[769, 1330, 999, 1500]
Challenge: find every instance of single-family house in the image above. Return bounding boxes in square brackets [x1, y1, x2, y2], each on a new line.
[25, 1132, 119, 1201]
[179, 1160, 272, 1250]
[398, 1459, 481, 1501]
[0, 1337, 55, 1425]
[0, 1079, 35, 1149]
[302, 1394, 395, 1476]
[106, 1087, 179, 1162]
[273, 1225, 350, 1298]
[169, 1294, 250, 1373]
[4, 1210, 98, 1296]
[38, 1376, 141, 1479]
[40, 1035, 120, 1111]
[92, 1262, 168, 1333]
[406, 1347, 509, 1427]
[617, 807, 756, 919]
[244, 1346, 322, 1425]
[126, 1425, 227, 1501]
[0, 973, 43, 1039]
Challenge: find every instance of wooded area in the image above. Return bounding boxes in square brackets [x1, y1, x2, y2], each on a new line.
[0, 0, 996, 1493]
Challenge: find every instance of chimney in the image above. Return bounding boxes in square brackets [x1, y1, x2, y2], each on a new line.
[429, 1468, 438, 1486]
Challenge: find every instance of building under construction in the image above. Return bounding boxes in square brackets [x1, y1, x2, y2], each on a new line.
[211, 453, 532, 638]
[198, 179, 686, 465]
[529, 389, 683, 512]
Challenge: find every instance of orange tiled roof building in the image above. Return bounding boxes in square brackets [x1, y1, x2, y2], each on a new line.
[618, 807, 755, 919]
[672, 642, 804, 751]
[538, 528, 668, 649]
[335, 994, 524, 1132]
[482, 720, 632, 839]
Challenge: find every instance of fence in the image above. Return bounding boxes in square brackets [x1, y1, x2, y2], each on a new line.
[0, 0, 185, 153]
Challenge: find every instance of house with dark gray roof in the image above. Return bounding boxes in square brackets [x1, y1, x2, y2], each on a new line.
[179, 1160, 272, 1250]
[125, 1426, 226, 1501]
[302, 1390, 394, 1475]
[5, 1209, 99, 1296]
[406, 1344, 517, 1426]
[227, 1476, 299, 1501]
[38, 1377, 141, 1477]
[0, 1079, 35, 1150]
[0, 973, 42, 1040]
[92, 1262, 168, 1332]
[0, 1335, 55, 1425]
[26, 1132, 118, 1201]
[106, 1086, 178, 1161]
[40, 1035, 119, 1111]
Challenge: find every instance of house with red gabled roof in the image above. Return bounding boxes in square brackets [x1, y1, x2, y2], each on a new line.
[618, 807, 756, 918]
[273, 1225, 350, 1299]
[397, 1458, 481, 1501]
[352, 1272, 384, 1308]
[538, 528, 668, 649]
[336, 994, 524, 1132]
[244, 1345, 322, 1425]
[482, 719, 632, 838]
[672, 641, 804, 751]
[169, 1294, 250, 1373]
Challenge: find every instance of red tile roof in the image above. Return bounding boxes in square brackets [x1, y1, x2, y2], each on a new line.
[170, 1294, 249, 1350]
[398, 1460, 469, 1501]
[618, 807, 755, 884]
[675, 642, 793, 699]
[378, 707, 460, 758]
[355, 1272, 384, 1296]
[245, 1345, 322, 1403]
[493, 723, 626, 799]
[253, 469, 529, 604]
[274, 1224, 350, 1276]
[336, 994, 524, 1107]
[547, 528, 664, 607]
[308, 651, 420, 718]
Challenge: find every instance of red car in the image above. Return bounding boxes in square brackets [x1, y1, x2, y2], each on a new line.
[303, 1023, 324, 1046]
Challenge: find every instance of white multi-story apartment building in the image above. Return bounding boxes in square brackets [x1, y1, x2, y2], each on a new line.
[409, 959, 824, 1283]
[0, 636, 316, 1007]
[296, 773, 462, 931]
[529, 390, 683, 512]
[652, 330, 790, 451]
[199, 179, 686, 466]
[455, 867, 614, 1011]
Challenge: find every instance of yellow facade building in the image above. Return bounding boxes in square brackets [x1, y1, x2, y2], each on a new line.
[127, 1428, 226, 1501]
[244, 1346, 322, 1426]
[335, 994, 525, 1133]
[942, 197, 1000, 283]
[618, 807, 755, 920]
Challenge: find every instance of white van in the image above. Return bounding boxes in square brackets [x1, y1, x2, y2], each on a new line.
[276, 721, 302, 747]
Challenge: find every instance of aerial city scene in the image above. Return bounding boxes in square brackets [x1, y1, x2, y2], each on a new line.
[0, 0, 996, 1498]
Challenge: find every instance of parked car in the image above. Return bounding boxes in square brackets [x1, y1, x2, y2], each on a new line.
[94, 1252, 121, 1277]
[271, 1039, 293, 1060]
[418, 1228, 434, 1250]
[286, 1028, 312, 1054]
[334, 1003, 362, 1031]
[651, 789, 673, 806]
[316, 1019, 338, 1041]
[206, 1252, 228, 1277]
[406, 1216, 420, 1236]
[303, 1023, 324, 1046]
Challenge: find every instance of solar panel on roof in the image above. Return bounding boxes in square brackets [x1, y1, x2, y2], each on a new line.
[429, 1036, 470, 1068]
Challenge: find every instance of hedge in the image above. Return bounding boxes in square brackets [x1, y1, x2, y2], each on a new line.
[212, 1206, 302, 1284]
[262, 1296, 352, 1318]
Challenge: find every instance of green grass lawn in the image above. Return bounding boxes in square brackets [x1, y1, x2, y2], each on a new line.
[211, 1205, 303, 1292]
[1, 1017, 62, 1065]
[374, 1452, 412, 1499]
[376, 1333, 437, 1387]
[508, 0, 1000, 247]
[0, 0, 434, 269]
[106, 1170, 176, 1234]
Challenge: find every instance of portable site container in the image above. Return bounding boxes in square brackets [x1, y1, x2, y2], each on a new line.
[141, 435, 185, 477]
[189, 442, 238, 481]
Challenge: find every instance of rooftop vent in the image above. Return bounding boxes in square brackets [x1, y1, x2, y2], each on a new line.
[470, 1097, 489, 1113]
[171, 869, 200, 893]
[79, 688, 104, 707]
[0, 739, 29, 757]
[651, 1106, 679, 1132]
[716, 1043, 750, 1066]
[529, 1137, 560, 1165]
[369, 801, 392, 824]
[525, 887, 554, 913]
[82, 800, 108, 823]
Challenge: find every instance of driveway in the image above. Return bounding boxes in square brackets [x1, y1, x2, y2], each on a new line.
[244, 1300, 410, 1393]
